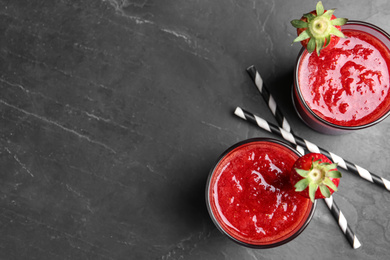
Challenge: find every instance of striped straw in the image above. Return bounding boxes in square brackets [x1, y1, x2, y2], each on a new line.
[244, 68, 361, 248]
[246, 65, 305, 155]
[324, 197, 361, 249]
[246, 65, 292, 133]
[234, 106, 390, 192]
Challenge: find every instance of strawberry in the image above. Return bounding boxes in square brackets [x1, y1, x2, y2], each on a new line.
[290, 1, 348, 55]
[291, 153, 342, 202]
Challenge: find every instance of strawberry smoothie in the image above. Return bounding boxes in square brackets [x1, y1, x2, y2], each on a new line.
[206, 138, 315, 248]
[293, 21, 390, 134]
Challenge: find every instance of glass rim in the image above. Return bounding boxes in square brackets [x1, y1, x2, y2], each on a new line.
[293, 20, 390, 130]
[205, 137, 317, 249]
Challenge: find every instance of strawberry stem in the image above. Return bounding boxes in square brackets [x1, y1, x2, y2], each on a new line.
[309, 16, 332, 38]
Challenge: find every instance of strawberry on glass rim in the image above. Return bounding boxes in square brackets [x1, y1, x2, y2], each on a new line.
[291, 1, 348, 55]
[291, 153, 342, 202]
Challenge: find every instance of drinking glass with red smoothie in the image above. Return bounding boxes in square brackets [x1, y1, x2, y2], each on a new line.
[206, 138, 316, 248]
[293, 21, 390, 134]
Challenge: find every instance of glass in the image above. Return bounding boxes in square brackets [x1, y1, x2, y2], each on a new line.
[293, 21, 390, 134]
[205, 138, 316, 248]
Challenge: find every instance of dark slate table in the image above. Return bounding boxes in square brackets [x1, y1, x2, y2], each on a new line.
[1, 1, 389, 259]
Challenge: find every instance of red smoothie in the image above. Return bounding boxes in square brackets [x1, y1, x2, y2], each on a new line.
[295, 22, 390, 132]
[206, 139, 314, 247]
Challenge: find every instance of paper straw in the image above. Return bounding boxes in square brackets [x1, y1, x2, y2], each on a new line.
[324, 197, 361, 249]
[244, 68, 361, 248]
[234, 106, 390, 192]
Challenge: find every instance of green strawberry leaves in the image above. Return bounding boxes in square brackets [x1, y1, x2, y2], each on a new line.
[291, 1, 348, 56]
[309, 183, 318, 202]
[291, 20, 308, 28]
[332, 18, 348, 26]
[295, 178, 310, 191]
[316, 1, 324, 15]
[293, 157, 342, 202]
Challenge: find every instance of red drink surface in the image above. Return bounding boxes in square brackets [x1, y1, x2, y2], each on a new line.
[209, 140, 312, 245]
[298, 29, 390, 127]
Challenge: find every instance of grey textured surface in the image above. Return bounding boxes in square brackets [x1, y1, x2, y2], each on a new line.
[0, 0, 389, 259]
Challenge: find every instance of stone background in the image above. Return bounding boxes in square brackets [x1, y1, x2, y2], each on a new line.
[0, 0, 389, 259]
